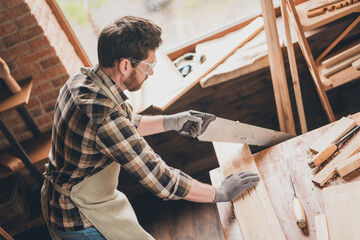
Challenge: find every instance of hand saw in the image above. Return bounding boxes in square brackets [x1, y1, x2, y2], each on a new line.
[180, 111, 294, 147]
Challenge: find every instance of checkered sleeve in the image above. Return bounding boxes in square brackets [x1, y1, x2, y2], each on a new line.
[95, 110, 193, 200]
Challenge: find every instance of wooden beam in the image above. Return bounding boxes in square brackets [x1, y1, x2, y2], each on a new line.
[0, 78, 32, 113]
[324, 181, 360, 239]
[281, 0, 308, 133]
[312, 131, 360, 186]
[0, 227, 14, 240]
[212, 142, 285, 240]
[261, 0, 296, 135]
[309, 117, 356, 153]
[45, 0, 91, 67]
[335, 151, 360, 177]
[315, 214, 329, 240]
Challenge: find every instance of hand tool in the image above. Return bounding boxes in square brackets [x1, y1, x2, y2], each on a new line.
[308, 125, 360, 168]
[180, 110, 294, 147]
[289, 175, 307, 229]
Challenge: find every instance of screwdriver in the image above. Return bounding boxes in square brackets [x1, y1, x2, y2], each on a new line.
[289, 176, 306, 229]
[308, 125, 360, 168]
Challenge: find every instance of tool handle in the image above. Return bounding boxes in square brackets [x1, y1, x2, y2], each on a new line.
[307, 8, 326, 18]
[308, 143, 338, 168]
[179, 110, 216, 136]
[293, 197, 307, 228]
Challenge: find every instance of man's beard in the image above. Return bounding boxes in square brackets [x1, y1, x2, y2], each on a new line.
[123, 70, 147, 92]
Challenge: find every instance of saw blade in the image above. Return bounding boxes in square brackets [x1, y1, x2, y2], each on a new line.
[198, 117, 294, 146]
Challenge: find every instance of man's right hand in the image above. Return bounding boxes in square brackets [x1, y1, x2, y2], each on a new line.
[213, 172, 260, 203]
[163, 110, 216, 138]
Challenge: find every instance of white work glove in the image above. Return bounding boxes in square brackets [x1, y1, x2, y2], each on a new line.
[213, 172, 260, 203]
[163, 110, 216, 137]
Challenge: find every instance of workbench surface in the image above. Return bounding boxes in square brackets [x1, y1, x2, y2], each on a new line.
[210, 112, 360, 239]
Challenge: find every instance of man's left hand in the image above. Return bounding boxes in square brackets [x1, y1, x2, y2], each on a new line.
[163, 110, 216, 137]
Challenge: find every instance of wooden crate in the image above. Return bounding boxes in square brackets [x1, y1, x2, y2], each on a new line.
[0, 173, 30, 227]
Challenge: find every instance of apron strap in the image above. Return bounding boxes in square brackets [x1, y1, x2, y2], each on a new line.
[80, 67, 134, 122]
[44, 163, 71, 197]
[81, 67, 119, 105]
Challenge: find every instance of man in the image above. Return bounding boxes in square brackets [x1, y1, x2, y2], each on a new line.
[41, 16, 260, 240]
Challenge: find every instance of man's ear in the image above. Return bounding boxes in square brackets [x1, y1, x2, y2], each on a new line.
[118, 59, 131, 75]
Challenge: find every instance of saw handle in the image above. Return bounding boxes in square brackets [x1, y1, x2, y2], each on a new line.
[179, 110, 216, 137]
[308, 144, 338, 168]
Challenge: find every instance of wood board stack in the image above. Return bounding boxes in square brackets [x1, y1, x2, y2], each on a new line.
[309, 117, 360, 186]
[210, 142, 286, 240]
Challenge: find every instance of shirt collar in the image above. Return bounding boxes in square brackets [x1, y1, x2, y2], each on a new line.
[92, 64, 128, 103]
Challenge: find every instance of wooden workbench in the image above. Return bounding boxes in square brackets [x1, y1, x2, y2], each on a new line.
[210, 112, 360, 239]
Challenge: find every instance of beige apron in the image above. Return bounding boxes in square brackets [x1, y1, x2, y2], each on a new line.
[41, 67, 154, 240]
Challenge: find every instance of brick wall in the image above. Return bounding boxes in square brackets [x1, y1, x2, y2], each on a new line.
[0, 0, 87, 150]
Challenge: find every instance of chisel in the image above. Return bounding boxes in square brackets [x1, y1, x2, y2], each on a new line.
[308, 125, 360, 168]
[289, 176, 307, 229]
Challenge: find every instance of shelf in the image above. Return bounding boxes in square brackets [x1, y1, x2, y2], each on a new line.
[316, 41, 360, 90]
[0, 131, 51, 179]
[317, 63, 360, 90]
[296, 0, 360, 32]
[0, 78, 32, 113]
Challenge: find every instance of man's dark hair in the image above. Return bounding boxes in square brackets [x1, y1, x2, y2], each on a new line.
[97, 16, 162, 68]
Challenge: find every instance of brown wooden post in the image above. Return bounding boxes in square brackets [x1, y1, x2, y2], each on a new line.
[260, 0, 296, 135]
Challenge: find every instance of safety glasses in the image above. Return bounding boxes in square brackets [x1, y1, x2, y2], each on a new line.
[128, 57, 157, 74]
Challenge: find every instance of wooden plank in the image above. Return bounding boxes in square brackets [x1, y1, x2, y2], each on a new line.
[281, 0, 308, 133]
[323, 181, 360, 240]
[322, 43, 360, 68]
[336, 151, 360, 177]
[261, 0, 296, 135]
[352, 57, 360, 70]
[209, 168, 243, 240]
[321, 52, 360, 77]
[0, 226, 14, 240]
[0, 131, 51, 173]
[158, 17, 265, 111]
[212, 142, 285, 240]
[312, 131, 360, 186]
[0, 78, 32, 113]
[315, 215, 329, 240]
[309, 117, 356, 153]
[0, 57, 21, 94]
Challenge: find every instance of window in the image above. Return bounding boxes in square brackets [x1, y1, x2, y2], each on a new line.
[56, 0, 265, 64]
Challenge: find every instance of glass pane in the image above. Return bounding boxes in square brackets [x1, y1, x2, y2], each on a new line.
[57, 0, 262, 64]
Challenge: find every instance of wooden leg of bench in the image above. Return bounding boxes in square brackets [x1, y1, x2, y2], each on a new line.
[0, 226, 14, 240]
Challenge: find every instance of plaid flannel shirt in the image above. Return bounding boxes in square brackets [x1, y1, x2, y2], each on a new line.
[47, 65, 193, 231]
